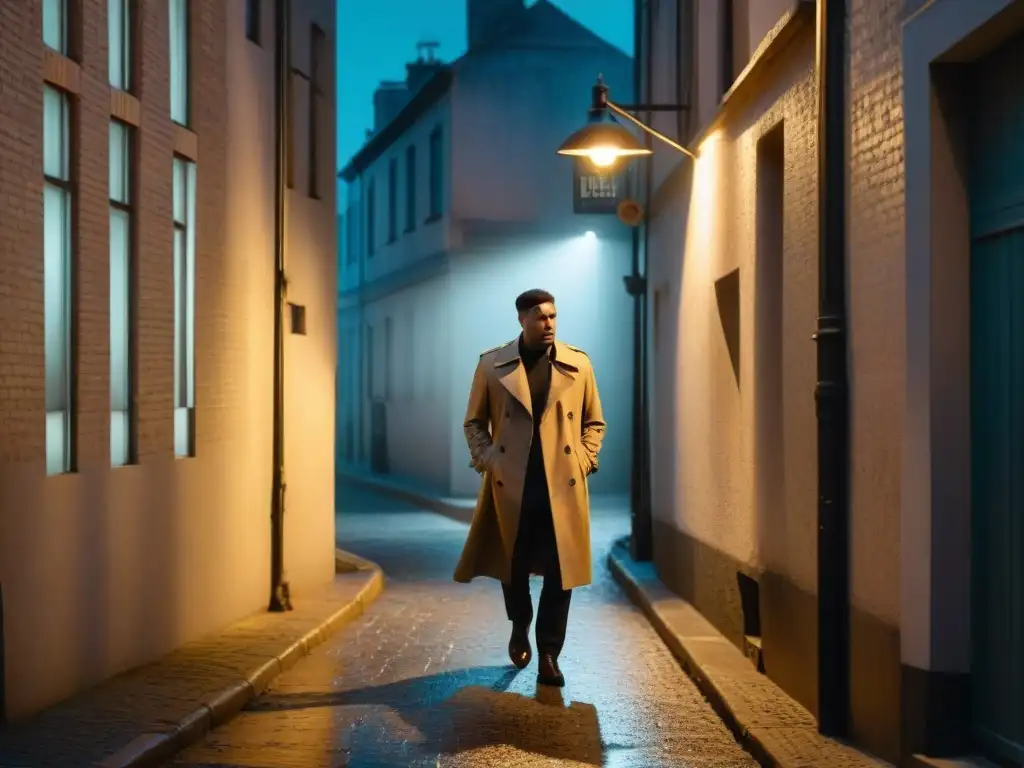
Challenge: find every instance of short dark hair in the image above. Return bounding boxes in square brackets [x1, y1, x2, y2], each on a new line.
[515, 289, 555, 313]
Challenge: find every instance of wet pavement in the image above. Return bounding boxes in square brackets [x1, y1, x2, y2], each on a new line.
[167, 483, 758, 767]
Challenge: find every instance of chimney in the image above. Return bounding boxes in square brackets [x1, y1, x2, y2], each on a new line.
[372, 81, 408, 131]
[467, 0, 524, 49]
[406, 41, 444, 96]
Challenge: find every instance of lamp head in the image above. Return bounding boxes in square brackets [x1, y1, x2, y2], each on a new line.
[556, 76, 653, 170]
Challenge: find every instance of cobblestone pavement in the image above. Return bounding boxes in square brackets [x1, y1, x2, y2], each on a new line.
[168, 484, 758, 767]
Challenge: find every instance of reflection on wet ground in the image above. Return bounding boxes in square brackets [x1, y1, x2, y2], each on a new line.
[168, 484, 757, 767]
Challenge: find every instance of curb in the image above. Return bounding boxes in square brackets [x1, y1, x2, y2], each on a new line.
[607, 541, 888, 768]
[101, 550, 385, 768]
[338, 471, 474, 525]
[606, 543, 779, 767]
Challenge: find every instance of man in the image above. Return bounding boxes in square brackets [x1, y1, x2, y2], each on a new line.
[454, 288, 605, 687]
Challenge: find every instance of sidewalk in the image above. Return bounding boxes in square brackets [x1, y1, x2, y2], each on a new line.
[608, 540, 891, 768]
[0, 549, 383, 768]
[338, 464, 478, 524]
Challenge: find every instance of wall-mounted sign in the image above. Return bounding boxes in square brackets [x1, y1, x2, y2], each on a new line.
[573, 161, 629, 215]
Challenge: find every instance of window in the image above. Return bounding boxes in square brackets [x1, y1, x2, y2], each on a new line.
[405, 145, 416, 232]
[346, 203, 356, 264]
[108, 0, 131, 90]
[43, 0, 67, 54]
[387, 158, 398, 243]
[169, 0, 189, 125]
[428, 127, 443, 220]
[365, 324, 374, 399]
[172, 156, 196, 457]
[309, 24, 327, 198]
[366, 178, 376, 257]
[245, 0, 261, 44]
[43, 85, 74, 475]
[384, 317, 393, 401]
[110, 121, 134, 466]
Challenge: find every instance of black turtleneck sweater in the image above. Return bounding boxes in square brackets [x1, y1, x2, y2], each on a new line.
[519, 336, 553, 500]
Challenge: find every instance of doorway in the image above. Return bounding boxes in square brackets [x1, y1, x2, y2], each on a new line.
[969, 28, 1024, 764]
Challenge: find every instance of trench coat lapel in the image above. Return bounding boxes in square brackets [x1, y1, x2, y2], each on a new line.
[543, 341, 581, 419]
[493, 341, 532, 417]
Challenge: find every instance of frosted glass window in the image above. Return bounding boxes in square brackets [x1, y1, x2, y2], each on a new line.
[43, 0, 67, 54]
[108, 0, 131, 90]
[110, 120, 133, 466]
[43, 85, 73, 476]
[43, 87, 69, 182]
[109, 121, 129, 204]
[172, 156, 196, 457]
[169, 0, 189, 125]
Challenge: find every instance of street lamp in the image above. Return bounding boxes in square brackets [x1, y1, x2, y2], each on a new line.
[556, 75, 697, 170]
[557, 76, 694, 564]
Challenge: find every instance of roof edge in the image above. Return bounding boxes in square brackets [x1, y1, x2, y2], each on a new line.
[339, 67, 454, 182]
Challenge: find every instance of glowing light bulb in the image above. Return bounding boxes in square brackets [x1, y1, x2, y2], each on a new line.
[588, 148, 618, 168]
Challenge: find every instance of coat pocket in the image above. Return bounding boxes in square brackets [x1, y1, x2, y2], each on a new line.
[575, 445, 590, 479]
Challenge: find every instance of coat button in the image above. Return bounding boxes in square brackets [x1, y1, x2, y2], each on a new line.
[500, 446, 506, 453]
[505, 411, 510, 418]
[567, 411, 574, 421]
[564, 445, 571, 454]
[568, 478, 576, 487]
[496, 480, 504, 487]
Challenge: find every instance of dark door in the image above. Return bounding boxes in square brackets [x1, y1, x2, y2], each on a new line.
[969, 29, 1024, 764]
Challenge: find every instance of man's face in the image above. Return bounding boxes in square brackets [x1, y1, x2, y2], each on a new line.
[519, 301, 557, 348]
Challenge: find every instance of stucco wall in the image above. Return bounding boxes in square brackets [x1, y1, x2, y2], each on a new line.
[357, 95, 454, 281]
[648, 32, 819, 584]
[0, 0, 336, 718]
[449, 38, 633, 228]
[359, 275, 454, 488]
[846, 0, 905, 636]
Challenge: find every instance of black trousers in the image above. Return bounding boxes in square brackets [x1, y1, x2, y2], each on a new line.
[501, 481, 572, 657]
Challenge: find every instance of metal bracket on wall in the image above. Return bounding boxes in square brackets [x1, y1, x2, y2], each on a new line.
[623, 275, 647, 297]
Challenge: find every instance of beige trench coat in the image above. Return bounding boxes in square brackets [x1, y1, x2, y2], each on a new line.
[453, 339, 606, 591]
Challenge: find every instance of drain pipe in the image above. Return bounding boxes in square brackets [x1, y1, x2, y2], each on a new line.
[269, 0, 293, 612]
[627, 0, 653, 561]
[814, 0, 849, 735]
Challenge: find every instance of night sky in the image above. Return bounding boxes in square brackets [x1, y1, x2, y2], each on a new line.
[336, 0, 634, 180]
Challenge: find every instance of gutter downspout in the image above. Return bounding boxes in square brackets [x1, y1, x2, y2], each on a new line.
[270, 0, 293, 612]
[814, 0, 849, 735]
[628, 0, 653, 561]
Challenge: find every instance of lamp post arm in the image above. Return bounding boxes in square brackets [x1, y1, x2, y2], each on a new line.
[607, 100, 698, 160]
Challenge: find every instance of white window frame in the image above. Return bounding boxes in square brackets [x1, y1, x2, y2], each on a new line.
[43, 85, 74, 475]
[172, 156, 196, 457]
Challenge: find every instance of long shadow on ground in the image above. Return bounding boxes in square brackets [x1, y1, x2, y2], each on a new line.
[245, 664, 604, 765]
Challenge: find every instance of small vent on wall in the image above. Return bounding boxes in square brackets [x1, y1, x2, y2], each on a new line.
[288, 303, 307, 336]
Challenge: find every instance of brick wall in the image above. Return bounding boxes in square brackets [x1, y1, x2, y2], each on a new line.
[847, 0, 907, 758]
[0, 0, 336, 718]
[0, 4, 46, 465]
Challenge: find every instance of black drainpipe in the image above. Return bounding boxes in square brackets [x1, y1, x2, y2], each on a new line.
[814, 0, 849, 735]
[269, 0, 293, 612]
[627, 0, 653, 561]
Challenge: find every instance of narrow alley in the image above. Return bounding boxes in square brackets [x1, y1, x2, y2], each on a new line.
[166, 483, 758, 767]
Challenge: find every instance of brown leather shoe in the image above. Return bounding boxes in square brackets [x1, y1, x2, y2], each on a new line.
[537, 653, 565, 687]
[509, 624, 532, 669]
